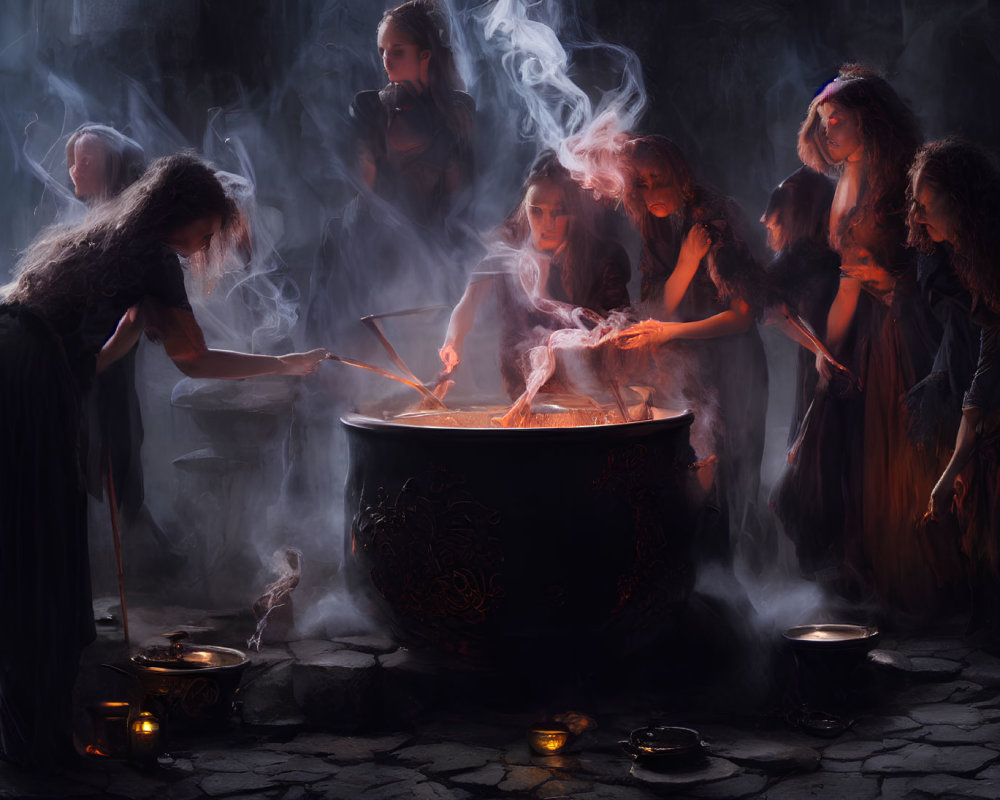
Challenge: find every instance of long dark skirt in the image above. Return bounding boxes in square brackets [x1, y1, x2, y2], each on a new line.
[0, 304, 95, 769]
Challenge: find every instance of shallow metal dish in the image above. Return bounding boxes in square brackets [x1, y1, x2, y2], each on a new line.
[782, 623, 879, 652]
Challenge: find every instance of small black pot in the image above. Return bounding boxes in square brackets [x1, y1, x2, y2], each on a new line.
[620, 725, 706, 770]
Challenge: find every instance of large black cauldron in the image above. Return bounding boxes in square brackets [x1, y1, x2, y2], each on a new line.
[343, 407, 702, 663]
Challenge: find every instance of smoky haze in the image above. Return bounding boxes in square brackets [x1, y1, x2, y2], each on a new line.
[1, 0, 998, 640]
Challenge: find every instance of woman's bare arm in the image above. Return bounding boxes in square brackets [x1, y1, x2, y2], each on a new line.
[151, 305, 327, 378]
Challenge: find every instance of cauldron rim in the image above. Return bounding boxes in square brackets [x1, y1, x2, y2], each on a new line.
[341, 408, 695, 441]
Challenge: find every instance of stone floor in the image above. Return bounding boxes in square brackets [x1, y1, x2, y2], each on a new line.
[3, 596, 1000, 799]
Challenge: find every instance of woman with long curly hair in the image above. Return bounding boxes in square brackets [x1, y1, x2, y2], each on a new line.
[794, 64, 943, 612]
[439, 151, 629, 400]
[613, 134, 769, 567]
[0, 153, 328, 770]
[908, 137, 1000, 640]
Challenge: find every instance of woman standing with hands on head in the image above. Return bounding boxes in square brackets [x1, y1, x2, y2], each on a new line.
[0, 154, 328, 770]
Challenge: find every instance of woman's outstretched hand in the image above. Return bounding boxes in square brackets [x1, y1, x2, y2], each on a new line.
[278, 348, 331, 376]
[615, 320, 677, 350]
[439, 342, 460, 374]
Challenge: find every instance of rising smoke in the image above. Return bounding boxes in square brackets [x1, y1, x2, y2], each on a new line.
[1, 0, 999, 639]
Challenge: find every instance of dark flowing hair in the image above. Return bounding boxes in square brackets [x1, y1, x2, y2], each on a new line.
[798, 64, 920, 234]
[379, 0, 471, 142]
[764, 166, 835, 250]
[9, 153, 236, 314]
[499, 151, 609, 305]
[907, 137, 1000, 314]
[65, 123, 146, 201]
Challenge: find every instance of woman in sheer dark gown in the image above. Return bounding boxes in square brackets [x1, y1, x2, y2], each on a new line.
[792, 65, 942, 612]
[910, 138, 1000, 641]
[0, 154, 328, 770]
[614, 135, 769, 567]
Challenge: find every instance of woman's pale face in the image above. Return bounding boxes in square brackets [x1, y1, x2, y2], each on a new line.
[525, 181, 569, 253]
[761, 211, 786, 252]
[167, 215, 222, 258]
[816, 100, 863, 164]
[632, 156, 683, 218]
[69, 134, 107, 199]
[377, 18, 430, 89]
[912, 172, 959, 245]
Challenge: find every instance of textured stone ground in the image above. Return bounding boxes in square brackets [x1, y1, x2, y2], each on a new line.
[3, 599, 1000, 799]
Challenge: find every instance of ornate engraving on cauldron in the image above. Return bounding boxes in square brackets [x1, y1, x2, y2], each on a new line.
[594, 442, 697, 629]
[342, 410, 700, 662]
[352, 468, 503, 652]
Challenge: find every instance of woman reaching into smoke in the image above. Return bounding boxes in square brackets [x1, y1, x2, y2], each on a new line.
[794, 64, 943, 612]
[439, 151, 629, 400]
[613, 134, 768, 567]
[908, 138, 1000, 641]
[0, 154, 328, 770]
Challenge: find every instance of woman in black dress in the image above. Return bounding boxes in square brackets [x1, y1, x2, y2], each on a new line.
[0, 154, 328, 770]
[909, 138, 1000, 635]
[614, 135, 768, 566]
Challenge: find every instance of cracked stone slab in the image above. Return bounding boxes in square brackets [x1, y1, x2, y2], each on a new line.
[706, 737, 820, 772]
[820, 758, 865, 773]
[685, 772, 769, 798]
[283, 733, 412, 760]
[192, 748, 289, 772]
[199, 771, 277, 796]
[862, 743, 996, 775]
[629, 756, 739, 786]
[822, 738, 906, 761]
[881, 773, 1000, 799]
[360, 778, 469, 799]
[497, 765, 552, 792]
[450, 762, 507, 787]
[761, 772, 879, 799]
[392, 743, 503, 773]
[572, 785, 662, 799]
[908, 703, 985, 726]
[258, 755, 340, 776]
[536, 778, 594, 797]
[239, 659, 305, 727]
[903, 723, 1000, 746]
[331, 633, 398, 654]
[850, 715, 921, 737]
[332, 763, 426, 787]
[287, 639, 349, 661]
[962, 655, 1000, 688]
[894, 680, 985, 705]
[908, 657, 965, 679]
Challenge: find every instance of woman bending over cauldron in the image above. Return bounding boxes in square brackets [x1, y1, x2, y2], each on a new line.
[613, 134, 768, 566]
[0, 153, 328, 770]
[439, 150, 630, 401]
[909, 138, 1000, 639]
[793, 64, 944, 612]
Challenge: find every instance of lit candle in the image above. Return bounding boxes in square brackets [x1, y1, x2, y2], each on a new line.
[129, 711, 162, 762]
